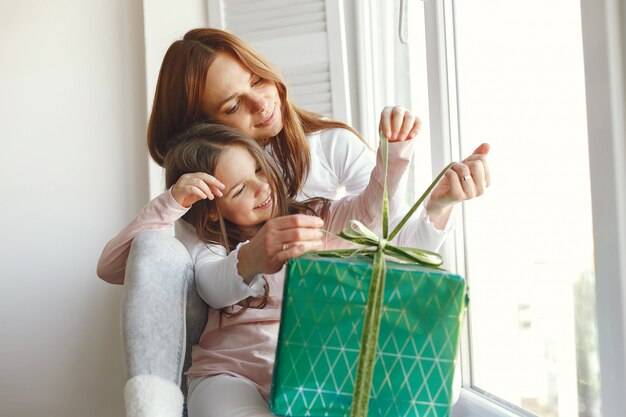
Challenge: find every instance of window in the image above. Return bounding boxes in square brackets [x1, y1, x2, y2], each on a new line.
[445, 1, 599, 415]
[375, 0, 626, 416]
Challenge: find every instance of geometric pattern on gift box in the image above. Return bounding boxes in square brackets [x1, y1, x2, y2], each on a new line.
[270, 254, 467, 417]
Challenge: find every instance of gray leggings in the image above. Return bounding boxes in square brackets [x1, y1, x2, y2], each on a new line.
[122, 230, 207, 396]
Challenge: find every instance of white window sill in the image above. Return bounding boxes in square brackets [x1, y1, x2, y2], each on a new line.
[452, 388, 534, 417]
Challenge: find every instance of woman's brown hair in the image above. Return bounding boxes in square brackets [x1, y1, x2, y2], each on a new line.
[149, 27, 364, 199]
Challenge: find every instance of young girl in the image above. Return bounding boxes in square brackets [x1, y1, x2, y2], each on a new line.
[154, 122, 423, 417]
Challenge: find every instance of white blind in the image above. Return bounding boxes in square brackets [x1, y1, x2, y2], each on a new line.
[224, 0, 326, 39]
[208, 0, 350, 122]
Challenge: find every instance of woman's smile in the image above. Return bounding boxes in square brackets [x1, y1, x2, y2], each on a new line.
[256, 105, 276, 128]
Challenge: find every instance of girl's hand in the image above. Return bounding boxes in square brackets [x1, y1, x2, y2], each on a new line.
[379, 106, 421, 142]
[171, 172, 225, 208]
[426, 143, 491, 229]
[237, 214, 325, 280]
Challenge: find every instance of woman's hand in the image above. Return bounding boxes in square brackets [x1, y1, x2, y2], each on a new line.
[237, 214, 325, 281]
[171, 172, 225, 208]
[426, 143, 491, 229]
[379, 106, 421, 142]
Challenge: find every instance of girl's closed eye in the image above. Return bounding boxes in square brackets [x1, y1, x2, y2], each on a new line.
[233, 184, 245, 198]
[251, 77, 263, 87]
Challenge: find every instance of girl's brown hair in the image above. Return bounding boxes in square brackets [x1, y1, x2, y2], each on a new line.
[149, 27, 364, 199]
[164, 123, 329, 317]
[165, 123, 289, 250]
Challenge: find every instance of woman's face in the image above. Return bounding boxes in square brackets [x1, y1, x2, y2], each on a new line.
[213, 145, 274, 228]
[202, 52, 283, 140]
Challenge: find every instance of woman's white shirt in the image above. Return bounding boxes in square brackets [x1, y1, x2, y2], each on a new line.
[96, 127, 453, 288]
[297, 128, 374, 201]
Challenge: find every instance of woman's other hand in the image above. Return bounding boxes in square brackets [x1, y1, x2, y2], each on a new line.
[426, 143, 491, 229]
[379, 106, 421, 142]
[237, 214, 325, 281]
[171, 172, 225, 208]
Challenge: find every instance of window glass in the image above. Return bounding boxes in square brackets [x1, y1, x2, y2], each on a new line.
[450, 1, 600, 416]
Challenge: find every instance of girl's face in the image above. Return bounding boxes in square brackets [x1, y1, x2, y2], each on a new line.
[202, 52, 283, 141]
[213, 145, 274, 229]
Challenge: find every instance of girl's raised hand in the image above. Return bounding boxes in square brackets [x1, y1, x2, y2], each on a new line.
[237, 214, 325, 280]
[379, 106, 421, 142]
[171, 172, 225, 208]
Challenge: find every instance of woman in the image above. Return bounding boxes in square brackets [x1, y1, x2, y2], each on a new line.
[96, 28, 490, 417]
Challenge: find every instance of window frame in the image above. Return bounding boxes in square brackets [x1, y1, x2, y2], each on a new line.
[422, 0, 626, 416]
[579, 0, 626, 416]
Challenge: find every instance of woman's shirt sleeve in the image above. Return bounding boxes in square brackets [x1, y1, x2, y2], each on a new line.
[96, 189, 189, 284]
[321, 133, 455, 253]
[389, 207, 455, 252]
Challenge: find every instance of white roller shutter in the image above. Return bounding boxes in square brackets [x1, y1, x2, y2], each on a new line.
[207, 0, 351, 123]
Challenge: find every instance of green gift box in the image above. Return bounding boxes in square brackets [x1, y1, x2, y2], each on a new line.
[270, 137, 468, 417]
[269, 254, 467, 417]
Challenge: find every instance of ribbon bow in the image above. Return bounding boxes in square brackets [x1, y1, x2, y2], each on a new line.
[330, 219, 444, 267]
[316, 132, 455, 417]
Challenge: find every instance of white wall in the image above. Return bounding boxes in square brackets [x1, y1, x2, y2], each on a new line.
[0, 1, 147, 416]
[142, 0, 207, 199]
